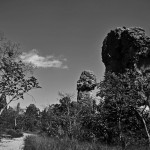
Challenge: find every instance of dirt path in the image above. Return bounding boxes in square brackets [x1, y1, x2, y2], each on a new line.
[0, 133, 31, 150]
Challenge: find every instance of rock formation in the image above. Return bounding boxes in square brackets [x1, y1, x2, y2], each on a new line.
[77, 70, 97, 105]
[102, 27, 150, 74]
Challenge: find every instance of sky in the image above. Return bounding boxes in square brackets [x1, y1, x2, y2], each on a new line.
[0, 0, 150, 109]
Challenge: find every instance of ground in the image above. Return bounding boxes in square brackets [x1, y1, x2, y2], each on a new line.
[0, 133, 31, 150]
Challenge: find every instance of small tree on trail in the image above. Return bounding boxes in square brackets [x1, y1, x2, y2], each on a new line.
[25, 104, 40, 131]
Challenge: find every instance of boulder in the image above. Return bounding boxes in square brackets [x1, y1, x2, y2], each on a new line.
[102, 27, 150, 74]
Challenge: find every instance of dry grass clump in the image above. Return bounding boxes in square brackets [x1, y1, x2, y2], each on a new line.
[23, 135, 121, 150]
[24, 135, 150, 150]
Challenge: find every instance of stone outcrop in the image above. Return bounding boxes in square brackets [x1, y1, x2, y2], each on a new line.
[102, 27, 150, 74]
[77, 70, 97, 105]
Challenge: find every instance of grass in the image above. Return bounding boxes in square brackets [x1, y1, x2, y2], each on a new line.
[24, 135, 122, 150]
[23, 135, 150, 150]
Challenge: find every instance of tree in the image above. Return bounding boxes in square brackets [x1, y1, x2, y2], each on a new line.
[24, 104, 40, 131]
[57, 92, 74, 138]
[0, 37, 41, 115]
[97, 69, 150, 148]
[40, 93, 81, 139]
[0, 106, 15, 129]
[0, 103, 26, 131]
[41, 104, 62, 137]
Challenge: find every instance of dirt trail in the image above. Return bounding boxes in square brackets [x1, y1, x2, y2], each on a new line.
[0, 133, 31, 150]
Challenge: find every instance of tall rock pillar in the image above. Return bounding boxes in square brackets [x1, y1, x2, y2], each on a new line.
[77, 70, 97, 106]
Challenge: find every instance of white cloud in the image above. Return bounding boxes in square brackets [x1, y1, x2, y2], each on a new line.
[20, 49, 68, 69]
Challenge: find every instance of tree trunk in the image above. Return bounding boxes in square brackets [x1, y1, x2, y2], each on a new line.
[0, 107, 6, 116]
[67, 105, 72, 139]
[135, 108, 150, 147]
[141, 116, 150, 147]
[0, 97, 15, 116]
[0, 95, 17, 116]
[15, 117, 17, 127]
[119, 116, 125, 150]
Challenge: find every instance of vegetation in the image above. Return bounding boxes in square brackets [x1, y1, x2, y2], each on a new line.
[0, 35, 40, 140]
[0, 30, 150, 150]
[0, 35, 41, 115]
[97, 70, 150, 148]
[6, 129, 23, 138]
[24, 135, 120, 150]
[1, 68, 150, 149]
[24, 135, 150, 150]
[24, 104, 40, 131]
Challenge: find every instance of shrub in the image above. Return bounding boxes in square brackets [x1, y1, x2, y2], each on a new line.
[6, 129, 23, 138]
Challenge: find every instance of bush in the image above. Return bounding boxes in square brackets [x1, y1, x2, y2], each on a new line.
[6, 129, 23, 138]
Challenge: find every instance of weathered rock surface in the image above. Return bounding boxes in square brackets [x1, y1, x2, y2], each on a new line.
[102, 27, 150, 73]
[77, 70, 97, 105]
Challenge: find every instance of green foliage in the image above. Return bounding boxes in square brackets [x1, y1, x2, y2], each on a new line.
[40, 92, 100, 143]
[0, 103, 26, 131]
[6, 129, 23, 138]
[97, 69, 150, 145]
[24, 104, 40, 131]
[40, 93, 73, 137]
[0, 103, 40, 132]
[0, 37, 41, 115]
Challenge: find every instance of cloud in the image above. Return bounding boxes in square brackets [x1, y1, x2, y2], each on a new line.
[20, 49, 68, 69]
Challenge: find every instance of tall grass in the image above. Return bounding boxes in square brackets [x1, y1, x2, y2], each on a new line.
[23, 135, 121, 150]
[23, 135, 149, 150]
